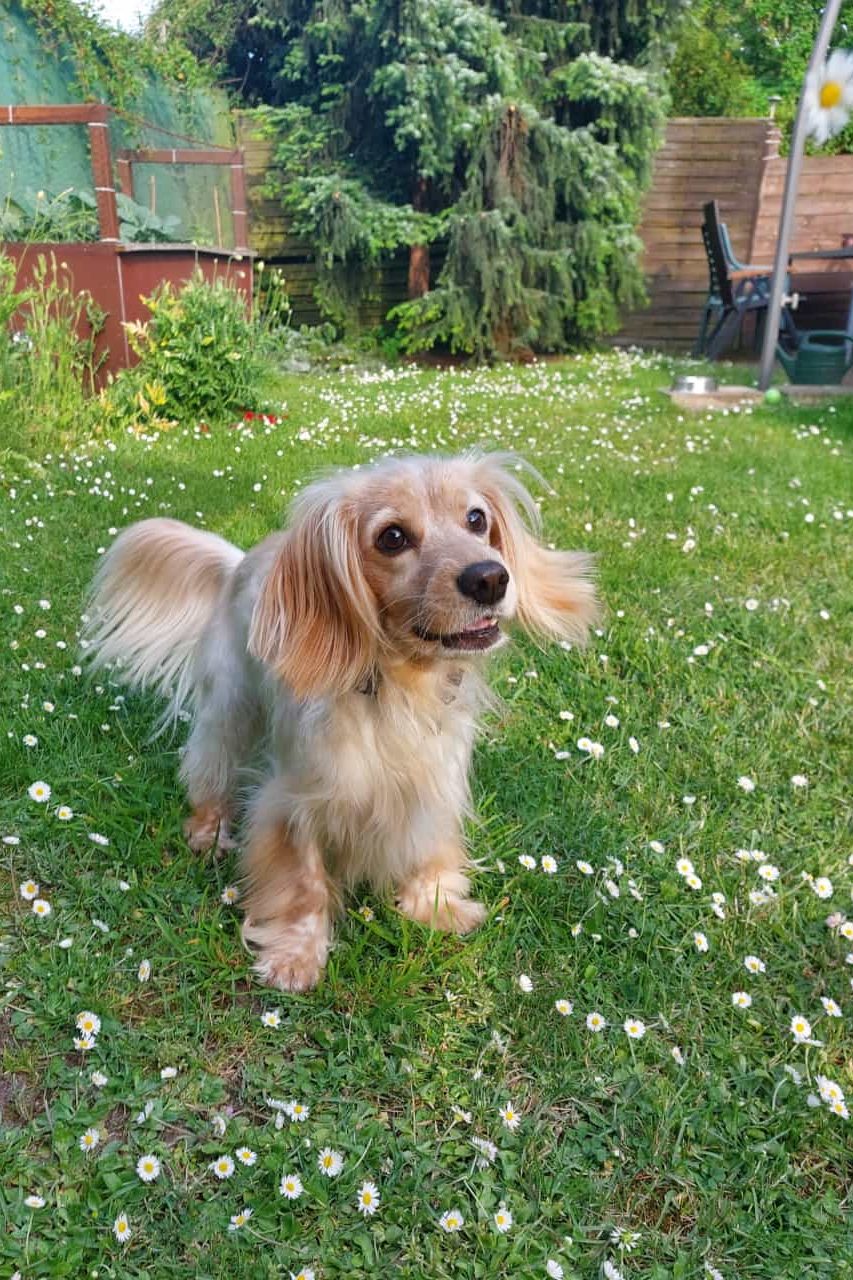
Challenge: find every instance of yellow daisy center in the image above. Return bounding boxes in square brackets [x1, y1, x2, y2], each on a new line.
[820, 80, 843, 109]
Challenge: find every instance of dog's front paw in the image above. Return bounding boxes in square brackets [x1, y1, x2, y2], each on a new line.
[184, 807, 235, 855]
[396, 879, 486, 935]
[243, 913, 330, 992]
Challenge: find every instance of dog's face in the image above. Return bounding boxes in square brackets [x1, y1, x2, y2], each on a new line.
[249, 454, 598, 699]
[358, 465, 517, 659]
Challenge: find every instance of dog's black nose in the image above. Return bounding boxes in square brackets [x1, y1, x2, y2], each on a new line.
[456, 560, 509, 606]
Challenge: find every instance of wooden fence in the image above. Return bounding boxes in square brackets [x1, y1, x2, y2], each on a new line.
[238, 113, 853, 348]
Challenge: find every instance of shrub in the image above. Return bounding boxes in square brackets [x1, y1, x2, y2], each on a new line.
[110, 269, 281, 426]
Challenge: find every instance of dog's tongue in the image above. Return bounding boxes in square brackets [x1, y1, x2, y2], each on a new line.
[462, 617, 495, 634]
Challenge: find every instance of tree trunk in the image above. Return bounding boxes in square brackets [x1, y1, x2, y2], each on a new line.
[407, 176, 430, 299]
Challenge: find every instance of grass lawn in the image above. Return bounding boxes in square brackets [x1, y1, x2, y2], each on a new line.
[2, 350, 852, 1279]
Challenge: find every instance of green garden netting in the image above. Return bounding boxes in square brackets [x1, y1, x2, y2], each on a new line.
[0, 2, 237, 246]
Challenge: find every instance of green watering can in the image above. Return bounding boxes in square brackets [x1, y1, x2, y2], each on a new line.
[776, 331, 853, 385]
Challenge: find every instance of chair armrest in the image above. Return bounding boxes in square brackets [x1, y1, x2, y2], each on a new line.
[730, 266, 772, 280]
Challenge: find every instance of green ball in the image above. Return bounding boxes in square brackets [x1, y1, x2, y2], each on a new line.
[764, 387, 782, 404]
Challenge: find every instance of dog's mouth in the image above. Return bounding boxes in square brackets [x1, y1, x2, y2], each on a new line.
[413, 616, 502, 652]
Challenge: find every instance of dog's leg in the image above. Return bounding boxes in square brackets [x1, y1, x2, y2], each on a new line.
[241, 787, 333, 992]
[179, 621, 257, 854]
[396, 842, 485, 934]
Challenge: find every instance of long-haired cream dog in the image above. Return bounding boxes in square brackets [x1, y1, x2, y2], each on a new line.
[85, 453, 597, 991]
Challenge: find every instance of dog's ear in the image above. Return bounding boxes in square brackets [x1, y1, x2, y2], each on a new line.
[474, 455, 599, 645]
[248, 483, 380, 699]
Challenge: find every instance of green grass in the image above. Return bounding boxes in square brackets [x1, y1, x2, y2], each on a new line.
[1, 351, 852, 1279]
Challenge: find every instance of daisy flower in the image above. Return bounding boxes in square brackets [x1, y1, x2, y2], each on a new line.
[518, 974, 533, 993]
[758, 863, 780, 882]
[839, 922, 853, 941]
[210, 1155, 235, 1179]
[221, 884, 240, 905]
[744, 955, 766, 974]
[494, 1204, 513, 1233]
[261, 1010, 281, 1029]
[357, 904, 375, 921]
[113, 1212, 131, 1243]
[540, 855, 558, 874]
[88, 832, 109, 847]
[499, 1101, 520, 1130]
[518, 854, 536, 869]
[25, 1194, 46, 1208]
[287, 1100, 310, 1122]
[737, 776, 756, 793]
[804, 50, 853, 144]
[236, 1147, 257, 1166]
[28, 781, 51, 803]
[279, 1172, 303, 1200]
[610, 1228, 641, 1250]
[356, 1180, 380, 1216]
[671, 1046, 685, 1066]
[470, 1136, 497, 1167]
[675, 858, 694, 877]
[546, 1262, 565, 1280]
[138, 959, 151, 982]
[439, 1207, 464, 1233]
[73, 1033, 96, 1051]
[22, 734, 38, 748]
[317, 1147, 343, 1177]
[577, 737, 604, 759]
[76, 1011, 101, 1036]
[820, 996, 842, 1018]
[136, 1154, 161, 1182]
[731, 991, 752, 1009]
[790, 1014, 812, 1042]
[91, 1070, 108, 1087]
[790, 774, 809, 788]
[79, 1127, 100, 1153]
[586, 1011, 606, 1032]
[829, 1098, 850, 1119]
[813, 877, 834, 900]
[685, 873, 703, 891]
[160, 1067, 178, 1080]
[576, 860, 594, 875]
[603, 1262, 625, 1280]
[555, 999, 573, 1016]
[693, 932, 709, 953]
[56, 805, 73, 820]
[817, 1076, 845, 1105]
[32, 899, 52, 918]
[623, 1018, 646, 1039]
[228, 1207, 253, 1231]
[291, 1269, 315, 1280]
[19, 879, 39, 900]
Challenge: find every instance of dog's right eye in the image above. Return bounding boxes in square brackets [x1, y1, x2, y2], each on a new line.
[376, 524, 409, 555]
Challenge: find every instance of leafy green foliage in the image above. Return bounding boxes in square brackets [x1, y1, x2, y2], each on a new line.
[668, 0, 853, 153]
[156, 0, 672, 356]
[108, 271, 278, 426]
[0, 187, 182, 245]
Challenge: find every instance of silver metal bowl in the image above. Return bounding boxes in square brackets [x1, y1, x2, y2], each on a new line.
[672, 374, 718, 394]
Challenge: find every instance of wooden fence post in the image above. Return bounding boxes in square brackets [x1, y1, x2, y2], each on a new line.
[88, 108, 120, 243]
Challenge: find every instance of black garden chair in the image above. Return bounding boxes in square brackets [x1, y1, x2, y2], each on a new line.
[695, 200, 773, 359]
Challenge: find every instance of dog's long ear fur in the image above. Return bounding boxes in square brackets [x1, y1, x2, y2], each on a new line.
[248, 481, 380, 699]
[474, 455, 599, 644]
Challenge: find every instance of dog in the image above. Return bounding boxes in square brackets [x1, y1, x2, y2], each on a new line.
[84, 452, 597, 991]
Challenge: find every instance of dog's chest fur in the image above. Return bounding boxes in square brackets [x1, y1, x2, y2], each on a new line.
[275, 667, 486, 885]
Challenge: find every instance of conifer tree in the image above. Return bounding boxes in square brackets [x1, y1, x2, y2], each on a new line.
[155, 0, 675, 355]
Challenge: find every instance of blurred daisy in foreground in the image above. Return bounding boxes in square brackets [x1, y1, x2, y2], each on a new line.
[804, 51, 853, 145]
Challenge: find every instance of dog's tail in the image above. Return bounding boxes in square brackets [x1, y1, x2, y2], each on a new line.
[83, 518, 244, 716]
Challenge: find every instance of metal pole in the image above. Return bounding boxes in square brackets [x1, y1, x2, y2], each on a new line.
[757, 0, 843, 389]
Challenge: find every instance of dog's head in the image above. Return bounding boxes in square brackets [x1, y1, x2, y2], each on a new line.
[249, 453, 598, 698]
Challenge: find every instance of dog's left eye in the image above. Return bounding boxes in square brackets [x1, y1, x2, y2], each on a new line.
[376, 524, 410, 555]
[466, 507, 488, 534]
